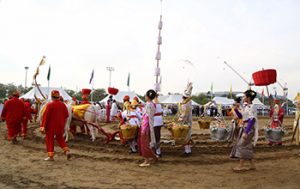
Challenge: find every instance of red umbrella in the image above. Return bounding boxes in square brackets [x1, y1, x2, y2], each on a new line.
[252, 69, 277, 86]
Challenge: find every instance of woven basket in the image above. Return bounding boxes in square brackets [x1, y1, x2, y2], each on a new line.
[120, 125, 138, 140]
[198, 118, 211, 129]
[170, 124, 190, 144]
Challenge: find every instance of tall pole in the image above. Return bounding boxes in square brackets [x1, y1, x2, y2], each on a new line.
[106, 67, 114, 87]
[154, 0, 163, 92]
[24, 66, 29, 89]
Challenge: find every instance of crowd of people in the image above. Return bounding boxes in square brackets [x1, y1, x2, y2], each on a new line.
[1, 85, 300, 171]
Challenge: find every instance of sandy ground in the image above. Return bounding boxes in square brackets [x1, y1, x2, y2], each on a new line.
[0, 117, 300, 189]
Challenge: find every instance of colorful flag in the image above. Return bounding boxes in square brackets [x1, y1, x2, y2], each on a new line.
[89, 69, 94, 84]
[47, 66, 51, 81]
[127, 72, 130, 87]
[34, 56, 46, 79]
[39, 56, 46, 66]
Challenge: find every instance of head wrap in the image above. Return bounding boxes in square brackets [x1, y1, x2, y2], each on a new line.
[51, 90, 60, 98]
[123, 95, 130, 102]
[133, 96, 139, 102]
[183, 82, 193, 98]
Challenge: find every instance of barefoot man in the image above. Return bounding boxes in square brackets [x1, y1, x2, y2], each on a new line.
[40, 90, 71, 161]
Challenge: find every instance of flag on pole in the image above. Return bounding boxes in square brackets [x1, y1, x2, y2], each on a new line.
[47, 65, 51, 81]
[89, 69, 94, 84]
[229, 84, 233, 98]
[127, 72, 130, 87]
[210, 83, 213, 94]
[39, 56, 46, 66]
[261, 88, 265, 103]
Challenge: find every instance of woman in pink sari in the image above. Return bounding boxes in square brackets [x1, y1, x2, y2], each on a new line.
[138, 89, 158, 167]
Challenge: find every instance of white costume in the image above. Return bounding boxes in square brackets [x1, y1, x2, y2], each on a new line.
[179, 82, 193, 154]
[154, 104, 163, 127]
[120, 109, 141, 152]
[110, 102, 118, 121]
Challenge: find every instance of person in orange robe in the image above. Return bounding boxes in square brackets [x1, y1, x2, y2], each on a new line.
[40, 90, 71, 161]
[1, 91, 25, 144]
[21, 99, 32, 139]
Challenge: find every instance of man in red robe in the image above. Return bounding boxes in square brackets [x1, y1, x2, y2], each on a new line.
[269, 99, 285, 145]
[270, 99, 285, 128]
[21, 99, 32, 139]
[1, 91, 25, 143]
[40, 90, 71, 161]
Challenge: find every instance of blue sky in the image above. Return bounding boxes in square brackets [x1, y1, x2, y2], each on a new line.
[0, 0, 299, 98]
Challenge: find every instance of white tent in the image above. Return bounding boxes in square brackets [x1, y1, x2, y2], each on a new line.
[20, 87, 72, 101]
[158, 94, 200, 106]
[212, 97, 234, 106]
[100, 91, 144, 103]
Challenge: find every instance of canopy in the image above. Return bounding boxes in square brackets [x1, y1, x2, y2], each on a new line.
[158, 94, 200, 106]
[100, 91, 144, 103]
[20, 87, 72, 101]
[212, 97, 234, 106]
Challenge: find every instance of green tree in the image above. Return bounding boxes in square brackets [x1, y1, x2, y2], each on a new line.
[91, 88, 107, 102]
[6, 83, 17, 96]
[0, 83, 7, 98]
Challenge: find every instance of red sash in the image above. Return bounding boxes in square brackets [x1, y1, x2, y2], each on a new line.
[154, 112, 163, 116]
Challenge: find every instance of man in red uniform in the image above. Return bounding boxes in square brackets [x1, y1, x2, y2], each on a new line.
[40, 90, 71, 161]
[1, 91, 25, 144]
[21, 99, 32, 139]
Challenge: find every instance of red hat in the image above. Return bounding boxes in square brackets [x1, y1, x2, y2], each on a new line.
[123, 95, 130, 101]
[274, 99, 280, 104]
[72, 96, 77, 101]
[12, 91, 20, 97]
[51, 90, 60, 98]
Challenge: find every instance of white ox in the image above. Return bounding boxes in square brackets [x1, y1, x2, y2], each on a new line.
[38, 100, 105, 142]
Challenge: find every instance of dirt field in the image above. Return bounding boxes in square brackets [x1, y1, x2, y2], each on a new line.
[0, 116, 300, 189]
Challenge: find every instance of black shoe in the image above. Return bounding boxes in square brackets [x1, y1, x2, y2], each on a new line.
[157, 154, 162, 158]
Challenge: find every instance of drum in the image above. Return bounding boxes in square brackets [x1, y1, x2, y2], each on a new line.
[198, 117, 211, 129]
[265, 127, 285, 143]
[210, 121, 233, 141]
[120, 125, 138, 140]
[169, 124, 190, 144]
